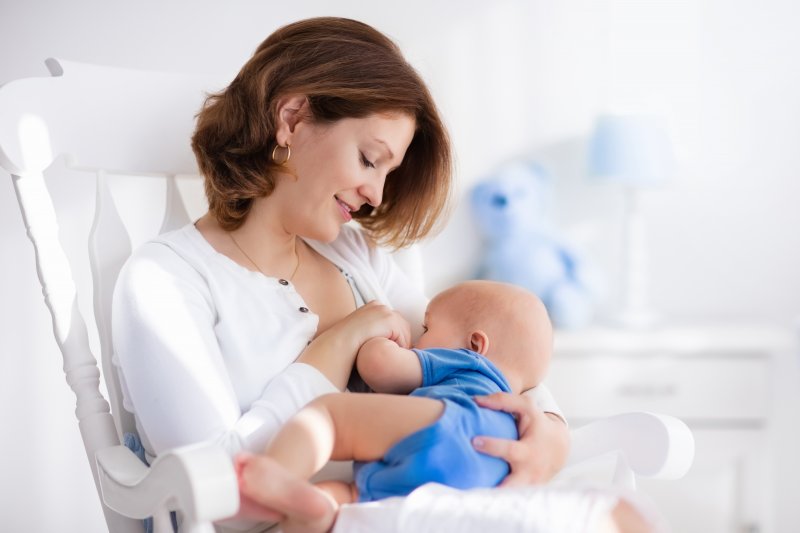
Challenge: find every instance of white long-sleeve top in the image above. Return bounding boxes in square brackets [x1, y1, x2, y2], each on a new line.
[112, 222, 563, 461]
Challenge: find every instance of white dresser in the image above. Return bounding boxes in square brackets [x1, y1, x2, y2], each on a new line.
[548, 323, 797, 533]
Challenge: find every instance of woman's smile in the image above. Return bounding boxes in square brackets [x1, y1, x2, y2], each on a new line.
[335, 195, 354, 222]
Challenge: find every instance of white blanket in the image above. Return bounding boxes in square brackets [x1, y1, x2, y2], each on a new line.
[332, 483, 640, 533]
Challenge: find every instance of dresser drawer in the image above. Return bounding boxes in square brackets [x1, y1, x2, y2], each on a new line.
[545, 355, 770, 422]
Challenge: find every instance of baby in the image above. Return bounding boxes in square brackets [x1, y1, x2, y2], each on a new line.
[237, 280, 553, 532]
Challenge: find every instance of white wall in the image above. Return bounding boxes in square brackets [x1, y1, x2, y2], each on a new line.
[2, 0, 799, 531]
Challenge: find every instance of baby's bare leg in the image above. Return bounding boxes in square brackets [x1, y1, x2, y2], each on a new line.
[315, 480, 360, 506]
[242, 393, 443, 532]
[265, 392, 444, 474]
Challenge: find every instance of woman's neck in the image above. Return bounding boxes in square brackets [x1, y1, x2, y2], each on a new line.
[197, 198, 302, 279]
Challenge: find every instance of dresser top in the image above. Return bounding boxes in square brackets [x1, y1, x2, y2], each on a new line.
[554, 323, 796, 355]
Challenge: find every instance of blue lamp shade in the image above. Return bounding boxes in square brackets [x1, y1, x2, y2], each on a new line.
[588, 114, 675, 186]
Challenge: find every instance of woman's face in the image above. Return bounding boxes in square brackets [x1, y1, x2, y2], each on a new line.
[275, 112, 416, 243]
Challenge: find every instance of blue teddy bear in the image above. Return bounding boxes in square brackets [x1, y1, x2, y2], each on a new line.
[470, 161, 597, 329]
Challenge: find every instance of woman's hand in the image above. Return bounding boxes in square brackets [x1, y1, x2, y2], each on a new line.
[296, 301, 412, 390]
[472, 392, 570, 485]
[335, 300, 413, 349]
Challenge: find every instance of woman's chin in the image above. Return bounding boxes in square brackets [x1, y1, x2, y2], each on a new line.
[303, 224, 342, 244]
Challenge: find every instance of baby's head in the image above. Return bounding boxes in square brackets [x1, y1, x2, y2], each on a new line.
[416, 280, 553, 394]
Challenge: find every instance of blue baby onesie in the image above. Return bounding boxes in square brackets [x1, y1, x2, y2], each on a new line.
[353, 347, 518, 501]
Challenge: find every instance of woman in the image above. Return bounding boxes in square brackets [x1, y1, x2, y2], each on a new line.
[112, 16, 570, 528]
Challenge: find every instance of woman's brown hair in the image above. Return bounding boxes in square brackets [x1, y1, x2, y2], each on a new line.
[191, 17, 452, 247]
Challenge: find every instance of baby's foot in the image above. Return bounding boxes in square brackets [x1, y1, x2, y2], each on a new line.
[281, 487, 338, 533]
[603, 498, 657, 533]
[236, 453, 336, 529]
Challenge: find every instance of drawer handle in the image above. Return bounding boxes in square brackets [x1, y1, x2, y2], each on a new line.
[615, 384, 676, 397]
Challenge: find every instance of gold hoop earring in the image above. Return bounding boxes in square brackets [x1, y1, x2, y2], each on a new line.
[271, 143, 291, 165]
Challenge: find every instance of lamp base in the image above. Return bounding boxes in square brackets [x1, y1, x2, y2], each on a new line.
[613, 186, 659, 330]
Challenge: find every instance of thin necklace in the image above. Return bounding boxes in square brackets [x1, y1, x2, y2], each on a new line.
[229, 232, 301, 282]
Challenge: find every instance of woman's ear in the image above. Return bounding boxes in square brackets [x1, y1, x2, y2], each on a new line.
[275, 95, 308, 145]
[469, 331, 490, 356]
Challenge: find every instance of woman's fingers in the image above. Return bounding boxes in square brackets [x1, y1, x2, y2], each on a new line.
[298, 301, 412, 390]
[356, 301, 412, 348]
[475, 392, 534, 433]
[474, 391, 530, 416]
[471, 432, 550, 486]
[473, 392, 568, 484]
[472, 434, 525, 463]
[390, 313, 412, 348]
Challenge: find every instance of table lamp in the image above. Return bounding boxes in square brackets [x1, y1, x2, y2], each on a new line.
[588, 114, 674, 327]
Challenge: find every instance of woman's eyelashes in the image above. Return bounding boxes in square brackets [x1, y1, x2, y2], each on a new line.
[359, 152, 375, 169]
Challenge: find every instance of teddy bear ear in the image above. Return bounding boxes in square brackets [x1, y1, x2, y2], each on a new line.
[469, 181, 494, 208]
[470, 181, 486, 202]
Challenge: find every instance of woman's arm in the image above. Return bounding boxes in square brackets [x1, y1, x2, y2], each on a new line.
[295, 301, 412, 391]
[114, 240, 416, 456]
[472, 392, 570, 484]
[113, 244, 254, 456]
[355, 337, 422, 394]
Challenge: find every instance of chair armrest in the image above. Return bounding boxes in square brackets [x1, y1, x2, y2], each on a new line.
[565, 412, 695, 480]
[96, 442, 239, 527]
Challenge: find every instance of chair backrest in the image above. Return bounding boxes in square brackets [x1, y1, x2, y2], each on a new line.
[0, 58, 221, 528]
[0, 59, 428, 530]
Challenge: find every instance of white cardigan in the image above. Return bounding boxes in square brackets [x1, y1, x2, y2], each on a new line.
[112, 223, 562, 461]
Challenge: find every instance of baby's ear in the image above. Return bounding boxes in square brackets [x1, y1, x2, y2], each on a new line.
[469, 331, 490, 355]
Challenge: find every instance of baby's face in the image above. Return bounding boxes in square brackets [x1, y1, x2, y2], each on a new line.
[414, 297, 465, 350]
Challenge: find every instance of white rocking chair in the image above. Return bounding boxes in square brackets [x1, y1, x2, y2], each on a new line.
[0, 59, 694, 533]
